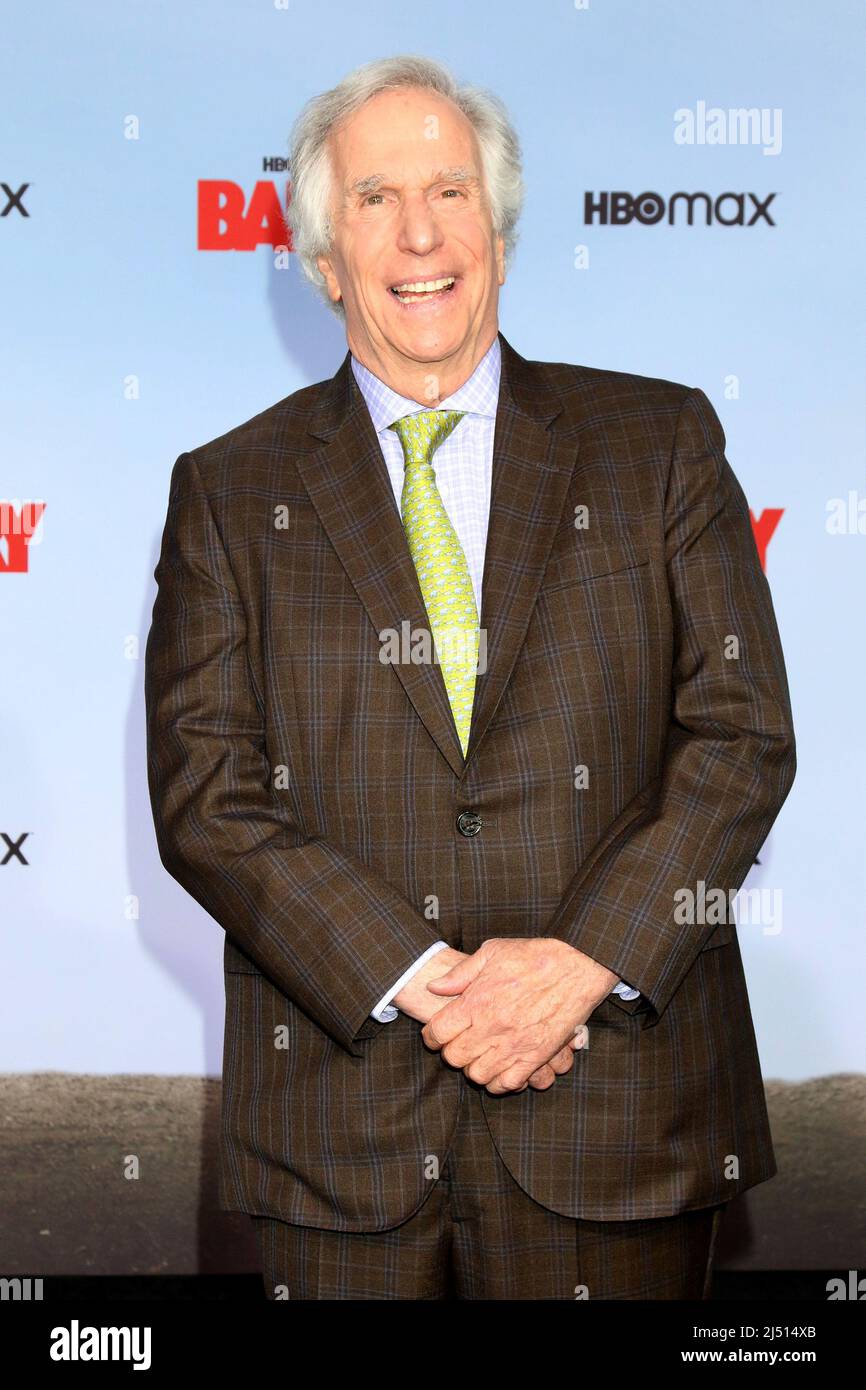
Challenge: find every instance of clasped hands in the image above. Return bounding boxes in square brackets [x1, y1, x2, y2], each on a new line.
[393, 938, 619, 1095]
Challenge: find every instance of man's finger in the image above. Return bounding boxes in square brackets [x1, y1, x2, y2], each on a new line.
[425, 953, 485, 996]
[548, 1045, 575, 1075]
[464, 1044, 514, 1086]
[485, 1061, 538, 1094]
[485, 1072, 530, 1095]
[526, 1063, 557, 1090]
[420, 1000, 470, 1051]
[441, 1029, 496, 1071]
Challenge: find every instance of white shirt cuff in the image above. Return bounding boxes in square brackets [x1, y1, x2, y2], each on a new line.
[611, 979, 641, 1001]
[370, 940, 450, 1022]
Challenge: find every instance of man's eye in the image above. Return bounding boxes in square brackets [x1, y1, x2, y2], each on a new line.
[363, 193, 384, 206]
[441, 188, 463, 198]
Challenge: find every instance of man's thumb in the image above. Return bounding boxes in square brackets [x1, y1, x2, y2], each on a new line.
[426, 956, 481, 994]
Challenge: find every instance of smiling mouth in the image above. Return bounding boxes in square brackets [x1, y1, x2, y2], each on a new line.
[388, 275, 458, 303]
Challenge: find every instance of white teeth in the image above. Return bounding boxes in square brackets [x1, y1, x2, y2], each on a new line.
[390, 276, 456, 296]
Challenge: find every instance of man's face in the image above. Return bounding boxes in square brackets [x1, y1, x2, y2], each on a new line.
[315, 86, 506, 388]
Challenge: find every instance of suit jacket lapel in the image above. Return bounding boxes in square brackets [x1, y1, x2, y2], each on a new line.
[465, 333, 576, 771]
[298, 353, 467, 777]
[296, 331, 577, 781]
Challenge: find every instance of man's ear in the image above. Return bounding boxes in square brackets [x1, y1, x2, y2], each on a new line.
[316, 253, 343, 305]
[495, 233, 506, 286]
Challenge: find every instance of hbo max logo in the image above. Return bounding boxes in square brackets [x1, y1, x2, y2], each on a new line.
[585, 191, 777, 227]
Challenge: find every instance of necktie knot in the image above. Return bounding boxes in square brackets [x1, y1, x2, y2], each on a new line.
[388, 410, 465, 468]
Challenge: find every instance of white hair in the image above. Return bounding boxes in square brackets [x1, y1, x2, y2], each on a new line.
[286, 54, 524, 317]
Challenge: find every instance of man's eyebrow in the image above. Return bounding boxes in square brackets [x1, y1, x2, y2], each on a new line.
[348, 174, 387, 197]
[346, 166, 479, 196]
[429, 166, 478, 184]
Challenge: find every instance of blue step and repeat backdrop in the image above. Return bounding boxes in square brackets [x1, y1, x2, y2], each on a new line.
[2, 0, 864, 1268]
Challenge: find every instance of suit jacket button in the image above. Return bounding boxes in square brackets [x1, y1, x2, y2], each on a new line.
[456, 810, 482, 837]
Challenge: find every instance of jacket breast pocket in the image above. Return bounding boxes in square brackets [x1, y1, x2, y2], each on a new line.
[535, 535, 656, 715]
[542, 538, 650, 594]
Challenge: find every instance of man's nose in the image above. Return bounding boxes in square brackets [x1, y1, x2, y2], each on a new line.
[395, 193, 445, 255]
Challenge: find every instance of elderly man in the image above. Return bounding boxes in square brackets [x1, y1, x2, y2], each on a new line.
[145, 54, 796, 1300]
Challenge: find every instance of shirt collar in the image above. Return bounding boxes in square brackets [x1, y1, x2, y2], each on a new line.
[350, 333, 501, 436]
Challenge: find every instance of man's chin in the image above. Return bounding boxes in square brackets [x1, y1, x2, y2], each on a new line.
[384, 321, 471, 365]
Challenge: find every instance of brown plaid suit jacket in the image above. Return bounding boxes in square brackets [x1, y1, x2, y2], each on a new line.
[145, 330, 796, 1229]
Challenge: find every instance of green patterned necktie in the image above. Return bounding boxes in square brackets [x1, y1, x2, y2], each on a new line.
[388, 410, 479, 757]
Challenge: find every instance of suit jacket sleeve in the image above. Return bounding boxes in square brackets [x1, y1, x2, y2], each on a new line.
[546, 387, 796, 1025]
[144, 449, 444, 1056]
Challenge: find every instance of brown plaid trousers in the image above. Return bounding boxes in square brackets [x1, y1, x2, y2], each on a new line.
[251, 1080, 725, 1300]
[145, 331, 796, 1244]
